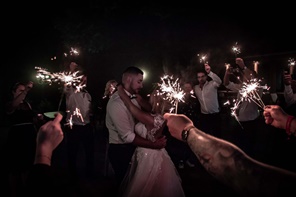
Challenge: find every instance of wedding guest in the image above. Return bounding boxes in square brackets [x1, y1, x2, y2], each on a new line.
[63, 62, 95, 180]
[26, 113, 76, 197]
[175, 81, 199, 168]
[98, 79, 118, 136]
[223, 57, 266, 158]
[163, 110, 296, 196]
[283, 71, 296, 116]
[194, 63, 222, 138]
[4, 81, 44, 196]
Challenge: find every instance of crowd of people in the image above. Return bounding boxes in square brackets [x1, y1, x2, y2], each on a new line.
[2, 57, 296, 196]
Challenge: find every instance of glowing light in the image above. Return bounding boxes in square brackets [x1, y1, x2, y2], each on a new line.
[225, 78, 269, 126]
[197, 53, 208, 64]
[35, 67, 84, 88]
[158, 74, 185, 114]
[35, 66, 85, 128]
[288, 58, 295, 74]
[232, 42, 241, 56]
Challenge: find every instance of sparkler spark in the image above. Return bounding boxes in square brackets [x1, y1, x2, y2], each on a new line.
[197, 53, 208, 64]
[159, 74, 185, 114]
[35, 67, 84, 87]
[35, 66, 86, 128]
[225, 78, 269, 127]
[232, 42, 241, 56]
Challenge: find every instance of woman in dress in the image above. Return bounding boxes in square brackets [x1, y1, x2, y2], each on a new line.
[117, 84, 185, 197]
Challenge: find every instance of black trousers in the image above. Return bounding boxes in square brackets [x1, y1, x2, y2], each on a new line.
[108, 143, 136, 187]
[65, 123, 95, 178]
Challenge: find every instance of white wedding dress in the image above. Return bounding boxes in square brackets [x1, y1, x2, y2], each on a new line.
[119, 114, 185, 197]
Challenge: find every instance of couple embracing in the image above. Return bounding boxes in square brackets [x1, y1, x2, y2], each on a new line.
[105, 66, 185, 197]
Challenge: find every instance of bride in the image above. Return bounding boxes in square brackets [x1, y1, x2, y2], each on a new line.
[117, 84, 185, 197]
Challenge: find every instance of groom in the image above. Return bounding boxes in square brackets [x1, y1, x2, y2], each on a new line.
[106, 66, 166, 187]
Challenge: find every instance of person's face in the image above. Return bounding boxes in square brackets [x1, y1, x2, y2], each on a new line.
[13, 84, 25, 99]
[183, 83, 192, 94]
[130, 74, 143, 94]
[197, 72, 207, 84]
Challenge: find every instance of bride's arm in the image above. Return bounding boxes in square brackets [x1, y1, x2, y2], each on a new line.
[117, 85, 154, 126]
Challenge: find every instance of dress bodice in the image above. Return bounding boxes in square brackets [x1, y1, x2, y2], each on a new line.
[135, 114, 165, 142]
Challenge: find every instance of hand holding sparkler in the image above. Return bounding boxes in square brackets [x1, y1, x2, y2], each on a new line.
[263, 105, 289, 129]
[235, 58, 246, 70]
[288, 58, 295, 75]
[197, 53, 208, 64]
[204, 63, 211, 74]
[283, 72, 292, 86]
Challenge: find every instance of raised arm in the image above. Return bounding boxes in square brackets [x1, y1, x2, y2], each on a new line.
[6, 81, 33, 114]
[163, 113, 296, 196]
[205, 63, 222, 86]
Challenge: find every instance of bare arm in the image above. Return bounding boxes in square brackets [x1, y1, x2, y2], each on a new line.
[135, 94, 152, 112]
[117, 85, 167, 149]
[34, 113, 64, 166]
[164, 113, 296, 196]
[223, 66, 233, 87]
[117, 85, 154, 127]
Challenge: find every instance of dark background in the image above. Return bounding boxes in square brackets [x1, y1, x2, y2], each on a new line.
[2, 1, 296, 124]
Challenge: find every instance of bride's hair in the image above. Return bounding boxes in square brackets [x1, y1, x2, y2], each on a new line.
[149, 88, 172, 115]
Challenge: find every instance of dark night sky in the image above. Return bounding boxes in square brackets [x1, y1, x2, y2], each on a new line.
[2, 2, 296, 119]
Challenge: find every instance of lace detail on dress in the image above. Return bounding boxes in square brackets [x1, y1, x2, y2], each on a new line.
[147, 114, 165, 142]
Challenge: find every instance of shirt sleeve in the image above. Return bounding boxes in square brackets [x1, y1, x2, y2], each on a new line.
[208, 71, 222, 87]
[284, 85, 296, 106]
[108, 99, 136, 143]
[225, 81, 241, 92]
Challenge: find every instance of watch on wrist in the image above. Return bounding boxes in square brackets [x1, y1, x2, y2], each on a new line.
[181, 126, 195, 142]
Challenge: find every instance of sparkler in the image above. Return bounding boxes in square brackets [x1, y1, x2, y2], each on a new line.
[232, 42, 241, 57]
[225, 78, 269, 127]
[288, 57, 295, 75]
[197, 53, 208, 64]
[158, 74, 185, 114]
[35, 66, 85, 127]
[35, 67, 84, 87]
[239, 78, 267, 109]
[64, 47, 80, 57]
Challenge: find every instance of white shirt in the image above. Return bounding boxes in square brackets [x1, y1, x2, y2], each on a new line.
[64, 86, 92, 125]
[284, 85, 296, 107]
[194, 71, 222, 114]
[106, 90, 141, 144]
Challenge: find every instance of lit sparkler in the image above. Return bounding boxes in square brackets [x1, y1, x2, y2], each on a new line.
[232, 42, 241, 57]
[35, 66, 84, 87]
[159, 74, 185, 114]
[64, 108, 84, 129]
[288, 57, 295, 75]
[197, 53, 208, 64]
[225, 78, 269, 126]
[35, 66, 85, 127]
[64, 47, 80, 57]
